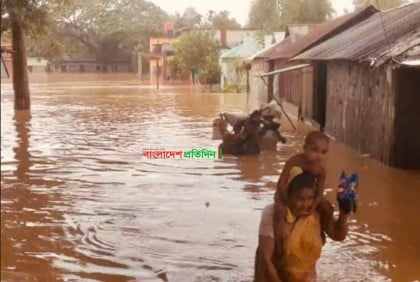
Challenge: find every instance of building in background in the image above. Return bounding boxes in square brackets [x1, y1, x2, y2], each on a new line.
[294, 3, 420, 168]
[249, 6, 377, 117]
[1, 43, 13, 78]
[220, 35, 262, 92]
[27, 57, 50, 73]
[146, 25, 266, 84]
[51, 55, 132, 73]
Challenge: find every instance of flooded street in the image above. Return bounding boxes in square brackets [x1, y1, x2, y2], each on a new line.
[1, 74, 420, 282]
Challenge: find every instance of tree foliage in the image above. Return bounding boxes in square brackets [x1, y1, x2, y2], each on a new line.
[1, 0, 54, 36]
[171, 8, 242, 30]
[247, 0, 334, 30]
[202, 10, 241, 29]
[281, 0, 334, 25]
[352, 0, 407, 10]
[170, 7, 202, 30]
[53, 0, 168, 61]
[3, 2, 243, 62]
[247, 0, 282, 31]
[1, 0, 69, 109]
[172, 31, 220, 83]
[200, 52, 221, 89]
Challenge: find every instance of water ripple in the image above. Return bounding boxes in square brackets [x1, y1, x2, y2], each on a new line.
[2, 77, 414, 281]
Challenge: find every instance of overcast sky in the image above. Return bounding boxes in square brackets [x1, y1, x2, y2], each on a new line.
[148, 0, 356, 26]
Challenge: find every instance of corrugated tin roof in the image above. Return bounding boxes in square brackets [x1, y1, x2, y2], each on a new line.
[245, 39, 283, 62]
[220, 36, 262, 59]
[256, 63, 311, 77]
[294, 2, 420, 67]
[256, 5, 378, 60]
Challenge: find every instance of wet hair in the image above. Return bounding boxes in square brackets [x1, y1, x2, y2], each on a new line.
[303, 131, 329, 149]
[263, 115, 274, 120]
[250, 110, 262, 118]
[287, 172, 317, 197]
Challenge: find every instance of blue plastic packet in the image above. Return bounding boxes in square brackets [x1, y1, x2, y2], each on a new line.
[337, 171, 358, 214]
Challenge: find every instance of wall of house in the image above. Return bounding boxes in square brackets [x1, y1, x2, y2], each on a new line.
[54, 62, 98, 72]
[221, 58, 247, 92]
[210, 30, 259, 48]
[248, 58, 269, 109]
[28, 65, 48, 73]
[1, 49, 13, 78]
[110, 63, 131, 72]
[275, 59, 313, 119]
[149, 37, 179, 82]
[325, 61, 396, 164]
[393, 67, 420, 169]
[54, 62, 131, 73]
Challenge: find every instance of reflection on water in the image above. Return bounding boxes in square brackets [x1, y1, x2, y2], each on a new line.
[1, 74, 420, 282]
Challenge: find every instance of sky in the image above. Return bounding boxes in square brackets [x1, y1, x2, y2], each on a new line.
[148, 0, 356, 26]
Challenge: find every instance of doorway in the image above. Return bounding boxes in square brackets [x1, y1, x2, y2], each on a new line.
[312, 62, 327, 131]
[393, 67, 420, 168]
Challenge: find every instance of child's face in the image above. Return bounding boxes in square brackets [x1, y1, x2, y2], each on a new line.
[304, 139, 329, 166]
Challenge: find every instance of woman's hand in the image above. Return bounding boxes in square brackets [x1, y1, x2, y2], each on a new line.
[336, 192, 357, 215]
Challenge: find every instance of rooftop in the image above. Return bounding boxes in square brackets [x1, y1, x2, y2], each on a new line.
[294, 2, 420, 67]
[220, 36, 262, 59]
[255, 5, 378, 61]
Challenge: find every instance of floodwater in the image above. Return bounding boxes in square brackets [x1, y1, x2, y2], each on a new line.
[1, 74, 420, 282]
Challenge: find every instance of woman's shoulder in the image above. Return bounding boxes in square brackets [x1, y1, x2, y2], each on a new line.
[261, 203, 275, 217]
[259, 203, 275, 238]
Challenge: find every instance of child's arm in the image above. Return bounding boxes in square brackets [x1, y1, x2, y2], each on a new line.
[275, 160, 293, 203]
[310, 168, 326, 211]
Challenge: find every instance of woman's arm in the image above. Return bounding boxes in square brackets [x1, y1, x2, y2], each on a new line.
[258, 204, 282, 282]
[320, 199, 349, 241]
[259, 236, 282, 282]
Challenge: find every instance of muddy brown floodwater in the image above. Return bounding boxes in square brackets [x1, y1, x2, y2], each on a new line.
[1, 74, 420, 282]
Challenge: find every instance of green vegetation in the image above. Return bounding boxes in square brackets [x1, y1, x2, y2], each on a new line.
[170, 7, 241, 30]
[353, 0, 407, 10]
[200, 52, 221, 91]
[1, 0, 68, 109]
[247, 0, 334, 31]
[171, 31, 220, 85]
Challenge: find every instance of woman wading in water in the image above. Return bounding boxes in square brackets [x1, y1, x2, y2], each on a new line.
[254, 168, 351, 282]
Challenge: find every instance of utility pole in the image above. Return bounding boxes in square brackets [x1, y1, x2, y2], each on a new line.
[156, 58, 159, 90]
[152, 43, 162, 90]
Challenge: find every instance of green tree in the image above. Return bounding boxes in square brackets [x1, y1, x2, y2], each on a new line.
[247, 0, 282, 31]
[232, 57, 247, 93]
[26, 22, 69, 61]
[54, 0, 168, 61]
[281, 0, 334, 25]
[202, 10, 242, 29]
[172, 31, 220, 85]
[170, 7, 202, 30]
[247, 0, 334, 30]
[200, 52, 221, 91]
[353, 0, 406, 10]
[1, 0, 68, 110]
[168, 55, 182, 79]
